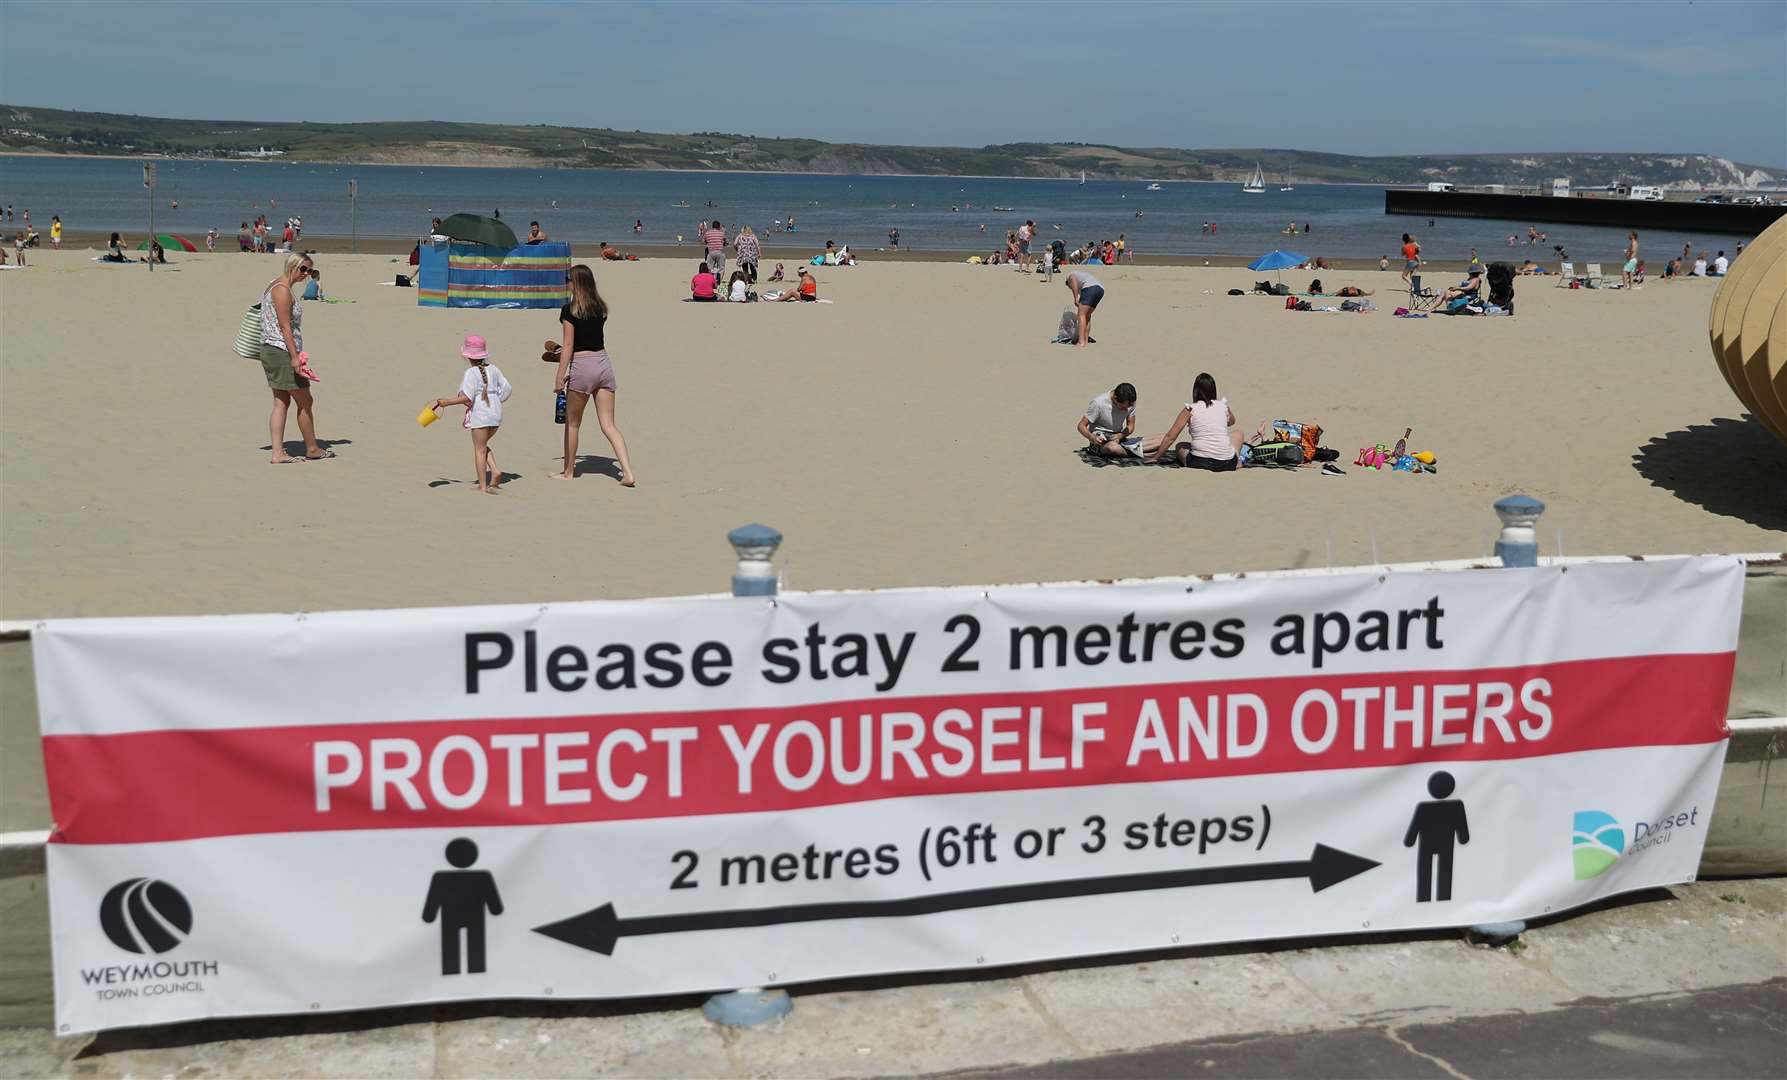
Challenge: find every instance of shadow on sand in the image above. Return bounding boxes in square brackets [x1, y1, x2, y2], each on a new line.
[1631, 416, 1787, 533]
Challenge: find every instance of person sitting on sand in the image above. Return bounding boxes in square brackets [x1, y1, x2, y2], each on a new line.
[768, 261, 786, 281]
[138, 240, 166, 265]
[302, 267, 323, 300]
[1079, 382, 1164, 459]
[1439, 268, 1483, 303]
[600, 242, 623, 261]
[775, 265, 818, 301]
[1145, 373, 1243, 470]
[526, 221, 550, 245]
[690, 260, 719, 301]
[102, 232, 128, 263]
[1662, 258, 1679, 279]
[1710, 251, 1729, 277]
[726, 270, 749, 302]
[1378, 254, 1390, 271]
[1307, 278, 1326, 296]
[1691, 252, 1707, 276]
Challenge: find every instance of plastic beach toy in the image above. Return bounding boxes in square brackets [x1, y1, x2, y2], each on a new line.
[417, 406, 439, 428]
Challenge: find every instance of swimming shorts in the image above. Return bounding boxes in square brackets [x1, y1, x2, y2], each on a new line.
[1405, 259, 1420, 271]
[259, 341, 308, 392]
[566, 349, 617, 394]
[1623, 258, 1638, 273]
[1078, 284, 1105, 309]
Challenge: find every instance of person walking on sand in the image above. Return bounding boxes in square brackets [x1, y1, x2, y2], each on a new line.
[425, 335, 512, 494]
[734, 225, 760, 285]
[1064, 267, 1104, 346]
[1400, 233, 1421, 289]
[258, 253, 332, 464]
[552, 264, 636, 487]
[702, 219, 727, 278]
[50, 215, 61, 249]
[1622, 231, 1639, 288]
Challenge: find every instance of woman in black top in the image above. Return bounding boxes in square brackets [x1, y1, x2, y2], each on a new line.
[551, 264, 635, 486]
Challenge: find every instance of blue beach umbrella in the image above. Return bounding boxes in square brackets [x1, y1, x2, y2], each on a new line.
[1248, 250, 1308, 284]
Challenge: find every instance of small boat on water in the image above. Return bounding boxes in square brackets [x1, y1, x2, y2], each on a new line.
[991, 206, 1016, 212]
[1145, 182, 1162, 191]
[1243, 163, 1266, 193]
[1280, 169, 1295, 192]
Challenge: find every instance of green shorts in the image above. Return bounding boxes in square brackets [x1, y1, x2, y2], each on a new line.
[259, 341, 308, 391]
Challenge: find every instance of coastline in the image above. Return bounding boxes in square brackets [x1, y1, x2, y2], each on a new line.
[40, 227, 1419, 271]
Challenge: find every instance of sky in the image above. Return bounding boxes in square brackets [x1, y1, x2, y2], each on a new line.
[2, 0, 1783, 165]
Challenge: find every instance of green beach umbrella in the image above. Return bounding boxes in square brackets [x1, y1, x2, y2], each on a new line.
[136, 234, 198, 252]
[438, 214, 518, 248]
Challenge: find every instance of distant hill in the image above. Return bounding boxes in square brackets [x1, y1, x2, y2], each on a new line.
[3, 105, 1780, 189]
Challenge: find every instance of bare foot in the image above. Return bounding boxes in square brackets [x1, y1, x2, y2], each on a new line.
[548, 472, 572, 480]
[620, 473, 637, 488]
[270, 455, 301, 465]
[484, 487, 501, 495]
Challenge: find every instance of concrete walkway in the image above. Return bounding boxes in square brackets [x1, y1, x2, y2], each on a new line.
[2, 878, 1783, 1078]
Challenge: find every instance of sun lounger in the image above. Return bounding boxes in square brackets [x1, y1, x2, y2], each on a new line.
[1554, 262, 1574, 287]
[1585, 263, 1605, 288]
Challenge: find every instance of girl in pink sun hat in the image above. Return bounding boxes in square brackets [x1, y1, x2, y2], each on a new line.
[424, 334, 513, 493]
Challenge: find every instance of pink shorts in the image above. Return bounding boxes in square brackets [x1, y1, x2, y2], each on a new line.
[567, 350, 616, 394]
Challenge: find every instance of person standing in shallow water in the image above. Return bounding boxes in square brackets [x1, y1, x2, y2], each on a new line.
[552, 264, 636, 487]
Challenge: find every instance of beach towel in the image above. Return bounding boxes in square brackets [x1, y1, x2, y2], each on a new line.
[1077, 446, 1182, 469]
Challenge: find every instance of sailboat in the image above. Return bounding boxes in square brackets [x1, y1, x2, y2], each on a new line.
[1079, 170, 1086, 186]
[1242, 163, 1266, 193]
[1280, 169, 1295, 192]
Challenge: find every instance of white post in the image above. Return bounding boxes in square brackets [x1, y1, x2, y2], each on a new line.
[702, 525, 793, 1027]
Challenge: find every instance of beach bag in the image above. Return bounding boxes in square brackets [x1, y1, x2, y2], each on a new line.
[234, 303, 263, 359]
[1247, 441, 1305, 468]
[1052, 309, 1078, 344]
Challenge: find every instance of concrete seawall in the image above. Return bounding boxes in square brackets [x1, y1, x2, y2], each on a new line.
[1385, 189, 1784, 235]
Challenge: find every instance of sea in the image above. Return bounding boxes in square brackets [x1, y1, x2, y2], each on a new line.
[0, 155, 1738, 264]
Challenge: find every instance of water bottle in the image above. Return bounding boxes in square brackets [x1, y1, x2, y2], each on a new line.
[554, 388, 567, 425]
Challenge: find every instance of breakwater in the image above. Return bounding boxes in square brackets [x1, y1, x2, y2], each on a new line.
[1385, 189, 1782, 236]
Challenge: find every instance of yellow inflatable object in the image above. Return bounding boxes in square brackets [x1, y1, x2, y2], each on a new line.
[1412, 450, 1436, 465]
[967, 256, 982, 264]
[1709, 215, 1787, 446]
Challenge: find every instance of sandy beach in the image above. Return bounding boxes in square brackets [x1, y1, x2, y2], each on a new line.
[1, 246, 1781, 620]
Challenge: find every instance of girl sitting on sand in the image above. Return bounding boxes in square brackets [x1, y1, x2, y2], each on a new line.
[425, 334, 512, 494]
[1145, 373, 1243, 470]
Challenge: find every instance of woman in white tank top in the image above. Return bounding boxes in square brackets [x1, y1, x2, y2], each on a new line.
[257, 253, 331, 463]
[1145, 372, 1242, 470]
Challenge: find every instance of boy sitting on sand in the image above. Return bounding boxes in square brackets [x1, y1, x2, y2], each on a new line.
[1080, 382, 1162, 458]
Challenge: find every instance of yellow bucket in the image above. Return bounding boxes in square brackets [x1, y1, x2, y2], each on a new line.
[417, 407, 440, 428]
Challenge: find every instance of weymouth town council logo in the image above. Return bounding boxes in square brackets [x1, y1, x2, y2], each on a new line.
[99, 878, 193, 954]
[1572, 811, 1626, 879]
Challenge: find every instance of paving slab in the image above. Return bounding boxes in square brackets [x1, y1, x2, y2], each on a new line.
[435, 1010, 730, 1079]
[722, 978, 1079, 1078]
[1019, 947, 1339, 1054]
[957, 980, 1787, 1080]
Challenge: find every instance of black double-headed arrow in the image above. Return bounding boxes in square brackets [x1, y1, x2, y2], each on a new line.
[534, 843, 1378, 956]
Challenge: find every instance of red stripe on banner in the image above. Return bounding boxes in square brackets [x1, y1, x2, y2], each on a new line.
[42, 652, 1733, 845]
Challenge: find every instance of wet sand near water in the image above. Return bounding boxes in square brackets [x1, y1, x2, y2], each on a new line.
[1, 249, 1781, 620]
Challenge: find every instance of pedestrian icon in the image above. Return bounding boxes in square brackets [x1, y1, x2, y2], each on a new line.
[422, 838, 503, 975]
[1403, 771, 1470, 902]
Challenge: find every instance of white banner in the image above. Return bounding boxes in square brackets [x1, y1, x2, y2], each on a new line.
[34, 559, 1742, 1033]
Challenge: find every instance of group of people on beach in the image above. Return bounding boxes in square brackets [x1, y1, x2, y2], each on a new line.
[1079, 375, 1244, 470]
[250, 254, 636, 494]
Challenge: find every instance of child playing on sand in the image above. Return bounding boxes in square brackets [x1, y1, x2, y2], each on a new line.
[424, 334, 512, 494]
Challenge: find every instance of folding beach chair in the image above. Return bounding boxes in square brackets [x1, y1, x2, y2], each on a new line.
[1408, 273, 1440, 311]
[1554, 262, 1574, 287]
[1585, 263, 1604, 288]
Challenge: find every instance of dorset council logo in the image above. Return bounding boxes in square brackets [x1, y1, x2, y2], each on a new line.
[1572, 811, 1625, 880]
[99, 878, 193, 954]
